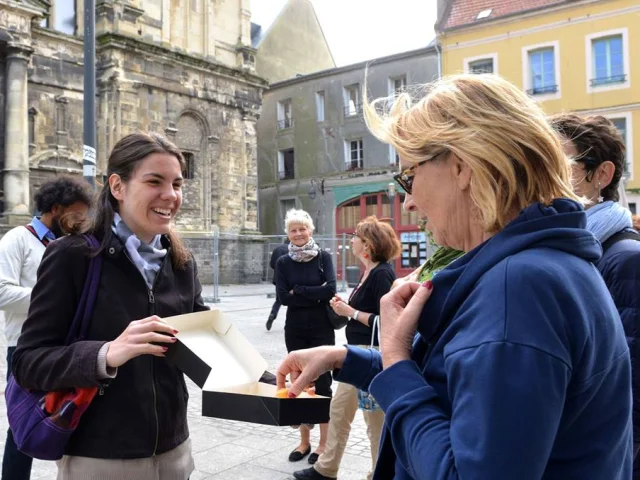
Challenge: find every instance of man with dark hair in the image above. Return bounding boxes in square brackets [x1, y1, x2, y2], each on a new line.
[0, 176, 93, 480]
[552, 113, 640, 476]
[266, 238, 290, 331]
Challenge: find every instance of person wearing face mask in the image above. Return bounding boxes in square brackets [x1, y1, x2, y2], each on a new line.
[551, 113, 640, 475]
[11, 132, 207, 479]
[0, 176, 93, 480]
[275, 209, 336, 464]
[276, 75, 632, 480]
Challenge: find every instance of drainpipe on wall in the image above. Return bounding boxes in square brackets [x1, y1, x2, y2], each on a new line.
[435, 41, 442, 80]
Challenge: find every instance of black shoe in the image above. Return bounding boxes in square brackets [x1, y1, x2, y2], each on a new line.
[308, 452, 319, 464]
[266, 314, 276, 331]
[293, 467, 336, 480]
[289, 446, 311, 462]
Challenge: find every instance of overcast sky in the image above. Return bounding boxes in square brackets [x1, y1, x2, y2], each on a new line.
[250, 0, 439, 66]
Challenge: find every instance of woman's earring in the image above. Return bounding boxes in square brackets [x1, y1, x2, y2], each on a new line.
[363, 253, 369, 259]
[597, 182, 604, 203]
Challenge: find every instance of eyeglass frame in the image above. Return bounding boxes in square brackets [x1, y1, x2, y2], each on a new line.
[392, 150, 445, 195]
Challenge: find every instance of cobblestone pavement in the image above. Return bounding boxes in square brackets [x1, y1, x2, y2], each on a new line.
[0, 284, 373, 479]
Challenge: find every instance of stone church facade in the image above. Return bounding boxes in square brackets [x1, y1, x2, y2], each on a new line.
[0, 0, 265, 236]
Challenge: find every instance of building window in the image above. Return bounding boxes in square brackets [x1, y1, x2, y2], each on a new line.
[469, 59, 493, 74]
[344, 84, 361, 117]
[586, 29, 629, 92]
[281, 198, 296, 216]
[528, 48, 556, 94]
[592, 36, 624, 86]
[609, 116, 632, 178]
[277, 99, 293, 130]
[56, 103, 66, 132]
[278, 149, 295, 180]
[522, 42, 560, 99]
[182, 152, 195, 180]
[389, 76, 407, 95]
[28, 108, 37, 146]
[629, 202, 637, 215]
[54, 0, 76, 35]
[345, 139, 363, 170]
[316, 91, 325, 122]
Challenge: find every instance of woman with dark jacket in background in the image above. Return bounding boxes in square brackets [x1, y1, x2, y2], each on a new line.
[12, 132, 207, 479]
[553, 113, 640, 475]
[294, 215, 400, 480]
[276, 209, 336, 464]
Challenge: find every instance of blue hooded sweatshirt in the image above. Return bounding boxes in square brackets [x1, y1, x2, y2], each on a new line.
[335, 199, 632, 480]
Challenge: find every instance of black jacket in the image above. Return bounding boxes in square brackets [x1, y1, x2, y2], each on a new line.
[276, 251, 336, 330]
[346, 262, 395, 346]
[595, 230, 640, 447]
[270, 242, 290, 285]
[12, 233, 208, 459]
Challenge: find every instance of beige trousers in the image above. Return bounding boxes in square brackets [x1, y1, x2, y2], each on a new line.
[56, 438, 194, 480]
[314, 380, 385, 480]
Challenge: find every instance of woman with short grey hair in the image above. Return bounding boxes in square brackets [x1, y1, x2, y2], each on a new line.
[276, 209, 336, 465]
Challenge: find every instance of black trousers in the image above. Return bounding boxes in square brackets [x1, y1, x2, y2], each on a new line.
[284, 326, 335, 398]
[2, 347, 33, 480]
[269, 298, 281, 319]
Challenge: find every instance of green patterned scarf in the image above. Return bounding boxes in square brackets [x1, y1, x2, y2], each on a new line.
[417, 247, 464, 282]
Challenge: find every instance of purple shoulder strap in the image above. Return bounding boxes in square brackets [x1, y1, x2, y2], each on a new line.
[64, 235, 102, 345]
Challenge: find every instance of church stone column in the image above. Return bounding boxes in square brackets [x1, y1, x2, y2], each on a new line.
[3, 43, 32, 222]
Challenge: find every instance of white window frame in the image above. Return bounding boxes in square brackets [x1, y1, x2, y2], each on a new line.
[315, 91, 325, 122]
[585, 28, 630, 94]
[463, 53, 498, 75]
[276, 99, 293, 129]
[277, 148, 295, 180]
[388, 75, 407, 96]
[603, 111, 634, 181]
[521, 41, 561, 101]
[344, 139, 364, 170]
[343, 84, 361, 117]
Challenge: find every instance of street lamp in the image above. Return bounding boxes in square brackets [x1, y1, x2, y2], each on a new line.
[387, 182, 396, 230]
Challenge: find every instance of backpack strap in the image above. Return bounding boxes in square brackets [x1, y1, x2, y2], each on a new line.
[64, 235, 103, 345]
[602, 230, 640, 256]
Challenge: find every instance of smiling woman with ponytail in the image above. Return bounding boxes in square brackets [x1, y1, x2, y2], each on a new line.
[12, 132, 208, 479]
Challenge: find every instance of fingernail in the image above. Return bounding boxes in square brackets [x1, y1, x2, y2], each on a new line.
[288, 392, 297, 398]
[162, 346, 169, 352]
[422, 281, 433, 290]
[173, 329, 179, 334]
[171, 337, 177, 342]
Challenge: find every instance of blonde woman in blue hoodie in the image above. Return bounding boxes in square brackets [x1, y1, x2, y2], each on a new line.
[276, 74, 632, 480]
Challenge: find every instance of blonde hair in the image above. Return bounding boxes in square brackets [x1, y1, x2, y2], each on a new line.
[363, 73, 580, 232]
[284, 208, 315, 233]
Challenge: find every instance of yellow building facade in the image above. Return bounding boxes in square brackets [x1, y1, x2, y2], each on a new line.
[438, 0, 640, 211]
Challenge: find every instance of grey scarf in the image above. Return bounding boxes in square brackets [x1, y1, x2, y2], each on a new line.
[113, 213, 167, 289]
[288, 238, 320, 263]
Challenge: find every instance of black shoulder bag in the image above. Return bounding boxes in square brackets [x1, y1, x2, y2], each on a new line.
[318, 252, 348, 330]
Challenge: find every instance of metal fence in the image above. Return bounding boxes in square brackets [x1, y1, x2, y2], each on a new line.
[207, 233, 355, 303]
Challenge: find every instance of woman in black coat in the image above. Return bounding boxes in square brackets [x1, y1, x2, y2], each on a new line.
[12, 132, 207, 479]
[276, 209, 336, 464]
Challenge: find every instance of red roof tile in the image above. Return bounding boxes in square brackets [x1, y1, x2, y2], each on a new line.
[440, 0, 570, 30]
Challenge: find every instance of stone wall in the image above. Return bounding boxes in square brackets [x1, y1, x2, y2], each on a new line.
[0, 1, 265, 232]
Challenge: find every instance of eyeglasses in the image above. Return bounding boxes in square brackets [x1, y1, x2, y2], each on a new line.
[392, 159, 430, 195]
[392, 150, 446, 194]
